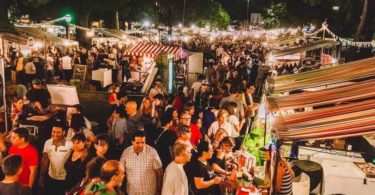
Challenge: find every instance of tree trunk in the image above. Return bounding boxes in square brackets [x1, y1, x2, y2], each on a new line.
[355, 0, 368, 41]
[0, 1, 13, 32]
[115, 11, 120, 30]
[346, 0, 375, 61]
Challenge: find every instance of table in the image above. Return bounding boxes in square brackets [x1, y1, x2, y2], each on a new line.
[92, 68, 112, 87]
[223, 176, 262, 195]
[298, 146, 365, 164]
[321, 159, 375, 195]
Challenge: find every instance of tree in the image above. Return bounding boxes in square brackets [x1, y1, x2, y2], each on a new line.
[263, 3, 287, 28]
[0, 0, 49, 32]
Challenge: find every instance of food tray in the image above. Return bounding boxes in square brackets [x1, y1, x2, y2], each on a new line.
[353, 162, 375, 178]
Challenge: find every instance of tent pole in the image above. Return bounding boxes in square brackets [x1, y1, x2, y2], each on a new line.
[0, 58, 8, 132]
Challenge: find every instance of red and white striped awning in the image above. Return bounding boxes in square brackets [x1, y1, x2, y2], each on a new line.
[124, 43, 186, 60]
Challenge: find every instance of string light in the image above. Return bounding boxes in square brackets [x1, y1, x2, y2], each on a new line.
[303, 23, 375, 48]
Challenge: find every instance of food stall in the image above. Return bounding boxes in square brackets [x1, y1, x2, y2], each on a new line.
[15, 25, 79, 50]
[123, 42, 188, 94]
[269, 39, 339, 75]
[266, 57, 375, 195]
[0, 33, 28, 57]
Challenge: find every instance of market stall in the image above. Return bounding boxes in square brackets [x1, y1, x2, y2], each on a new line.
[265, 57, 375, 195]
[269, 39, 340, 76]
[0, 33, 28, 57]
[15, 25, 78, 50]
[123, 42, 188, 94]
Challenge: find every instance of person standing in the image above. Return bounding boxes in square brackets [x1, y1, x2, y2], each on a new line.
[39, 125, 73, 195]
[180, 111, 202, 148]
[8, 128, 39, 188]
[0, 155, 32, 195]
[124, 101, 144, 147]
[162, 143, 192, 195]
[60, 53, 73, 84]
[82, 160, 125, 195]
[24, 58, 36, 86]
[64, 133, 87, 192]
[184, 140, 222, 195]
[120, 131, 163, 195]
[155, 110, 177, 169]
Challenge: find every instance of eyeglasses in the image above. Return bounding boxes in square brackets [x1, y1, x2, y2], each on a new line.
[180, 117, 191, 120]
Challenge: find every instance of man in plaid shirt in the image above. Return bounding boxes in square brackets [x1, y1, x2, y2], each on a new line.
[120, 131, 163, 195]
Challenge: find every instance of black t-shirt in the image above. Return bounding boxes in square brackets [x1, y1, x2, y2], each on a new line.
[0, 182, 32, 195]
[26, 88, 51, 108]
[155, 129, 177, 169]
[145, 125, 161, 148]
[185, 159, 220, 195]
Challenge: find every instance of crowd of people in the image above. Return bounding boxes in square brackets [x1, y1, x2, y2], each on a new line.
[0, 35, 296, 195]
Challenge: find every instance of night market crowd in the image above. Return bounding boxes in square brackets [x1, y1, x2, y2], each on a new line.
[0, 36, 295, 195]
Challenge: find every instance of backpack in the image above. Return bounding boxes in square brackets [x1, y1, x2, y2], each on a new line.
[67, 179, 90, 195]
[81, 179, 116, 195]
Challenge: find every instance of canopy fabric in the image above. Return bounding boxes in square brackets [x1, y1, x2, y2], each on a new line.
[267, 80, 375, 112]
[272, 40, 337, 57]
[268, 57, 375, 93]
[0, 33, 27, 45]
[124, 43, 186, 60]
[94, 28, 140, 42]
[272, 99, 375, 141]
[15, 26, 78, 47]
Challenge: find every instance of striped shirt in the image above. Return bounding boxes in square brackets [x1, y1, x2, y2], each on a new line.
[278, 164, 293, 195]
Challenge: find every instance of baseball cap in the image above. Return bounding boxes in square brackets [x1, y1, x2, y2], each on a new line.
[202, 80, 210, 86]
[32, 79, 42, 85]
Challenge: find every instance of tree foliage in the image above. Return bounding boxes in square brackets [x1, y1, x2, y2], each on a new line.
[0, 0, 49, 32]
[263, 3, 287, 29]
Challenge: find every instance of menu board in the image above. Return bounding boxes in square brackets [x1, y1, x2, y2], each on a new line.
[73, 64, 87, 82]
[47, 84, 79, 106]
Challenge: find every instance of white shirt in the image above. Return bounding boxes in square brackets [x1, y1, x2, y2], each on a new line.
[191, 81, 202, 100]
[162, 161, 189, 195]
[43, 139, 73, 180]
[46, 56, 54, 70]
[24, 62, 36, 74]
[208, 121, 233, 138]
[61, 55, 72, 70]
[228, 115, 240, 138]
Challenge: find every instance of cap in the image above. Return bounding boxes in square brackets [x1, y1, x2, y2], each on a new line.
[32, 79, 42, 85]
[202, 80, 210, 86]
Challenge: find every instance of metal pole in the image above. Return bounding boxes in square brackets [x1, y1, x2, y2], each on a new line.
[67, 23, 70, 40]
[0, 58, 8, 132]
[183, 0, 186, 26]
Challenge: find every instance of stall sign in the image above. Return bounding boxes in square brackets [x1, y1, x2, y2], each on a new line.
[73, 64, 87, 83]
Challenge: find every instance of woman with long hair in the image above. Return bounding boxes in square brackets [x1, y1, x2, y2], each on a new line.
[108, 85, 121, 105]
[64, 133, 88, 192]
[67, 113, 95, 143]
[276, 149, 294, 195]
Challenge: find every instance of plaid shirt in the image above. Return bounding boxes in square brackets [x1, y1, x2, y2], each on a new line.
[121, 145, 162, 195]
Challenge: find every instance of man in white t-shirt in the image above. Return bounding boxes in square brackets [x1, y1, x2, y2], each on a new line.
[162, 142, 192, 195]
[60, 53, 73, 83]
[190, 74, 205, 100]
[39, 125, 72, 195]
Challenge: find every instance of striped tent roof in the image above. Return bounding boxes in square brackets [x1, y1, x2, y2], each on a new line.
[124, 43, 186, 60]
[272, 99, 375, 141]
[268, 57, 375, 93]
